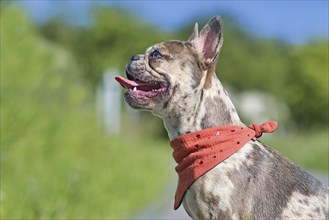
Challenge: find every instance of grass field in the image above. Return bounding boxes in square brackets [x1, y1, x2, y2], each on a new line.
[1, 129, 172, 219]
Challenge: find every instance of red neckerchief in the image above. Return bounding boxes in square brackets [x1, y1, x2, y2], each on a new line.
[169, 121, 278, 210]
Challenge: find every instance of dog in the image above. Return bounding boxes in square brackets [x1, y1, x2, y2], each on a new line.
[115, 16, 329, 219]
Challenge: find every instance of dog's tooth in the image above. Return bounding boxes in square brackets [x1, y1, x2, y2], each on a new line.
[133, 87, 137, 91]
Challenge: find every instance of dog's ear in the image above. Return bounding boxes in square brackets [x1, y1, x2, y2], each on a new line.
[190, 16, 224, 68]
[188, 23, 199, 41]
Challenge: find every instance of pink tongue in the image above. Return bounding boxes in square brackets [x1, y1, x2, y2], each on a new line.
[115, 76, 155, 90]
[115, 76, 139, 88]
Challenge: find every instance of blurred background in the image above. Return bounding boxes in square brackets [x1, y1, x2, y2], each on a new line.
[1, 1, 328, 219]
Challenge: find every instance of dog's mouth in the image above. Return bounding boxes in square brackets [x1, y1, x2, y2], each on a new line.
[115, 73, 168, 98]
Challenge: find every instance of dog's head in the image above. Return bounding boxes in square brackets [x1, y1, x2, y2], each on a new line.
[116, 16, 224, 116]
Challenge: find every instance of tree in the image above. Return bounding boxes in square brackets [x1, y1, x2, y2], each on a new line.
[39, 5, 174, 88]
[284, 41, 329, 127]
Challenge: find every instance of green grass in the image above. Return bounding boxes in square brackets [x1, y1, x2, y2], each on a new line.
[264, 129, 328, 172]
[0, 7, 172, 219]
[1, 129, 172, 219]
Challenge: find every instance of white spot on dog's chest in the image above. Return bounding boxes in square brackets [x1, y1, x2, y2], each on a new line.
[183, 166, 236, 218]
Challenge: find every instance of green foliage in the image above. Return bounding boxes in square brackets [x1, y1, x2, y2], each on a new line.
[180, 16, 328, 129]
[1, 6, 171, 219]
[284, 41, 329, 127]
[39, 5, 174, 88]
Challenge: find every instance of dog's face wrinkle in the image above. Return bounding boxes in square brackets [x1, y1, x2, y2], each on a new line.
[127, 59, 161, 83]
[122, 52, 174, 110]
[146, 59, 169, 83]
[162, 83, 178, 110]
[143, 42, 209, 117]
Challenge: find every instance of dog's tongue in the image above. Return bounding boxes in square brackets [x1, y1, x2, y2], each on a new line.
[115, 76, 140, 89]
[115, 76, 162, 92]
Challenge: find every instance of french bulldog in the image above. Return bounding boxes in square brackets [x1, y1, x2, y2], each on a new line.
[116, 16, 329, 219]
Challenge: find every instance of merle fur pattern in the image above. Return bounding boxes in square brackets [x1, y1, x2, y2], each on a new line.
[123, 16, 329, 219]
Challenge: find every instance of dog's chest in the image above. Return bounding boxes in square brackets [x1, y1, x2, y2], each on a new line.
[181, 143, 255, 219]
[180, 142, 329, 220]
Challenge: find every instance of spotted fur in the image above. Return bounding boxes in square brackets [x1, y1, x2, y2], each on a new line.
[123, 16, 329, 219]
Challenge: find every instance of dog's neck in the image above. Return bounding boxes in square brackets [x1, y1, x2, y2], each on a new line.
[162, 74, 243, 140]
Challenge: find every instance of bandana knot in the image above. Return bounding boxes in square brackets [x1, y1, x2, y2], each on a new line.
[248, 121, 278, 139]
[169, 121, 278, 210]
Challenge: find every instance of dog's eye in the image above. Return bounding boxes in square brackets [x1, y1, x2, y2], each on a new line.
[150, 50, 162, 59]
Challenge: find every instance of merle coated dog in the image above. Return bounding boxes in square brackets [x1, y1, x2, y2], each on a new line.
[116, 16, 329, 219]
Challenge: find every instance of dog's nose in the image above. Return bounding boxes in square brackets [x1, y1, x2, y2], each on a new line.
[131, 55, 141, 61]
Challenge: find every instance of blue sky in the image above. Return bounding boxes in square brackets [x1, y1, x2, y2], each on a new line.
[15, 0, 329, 44]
